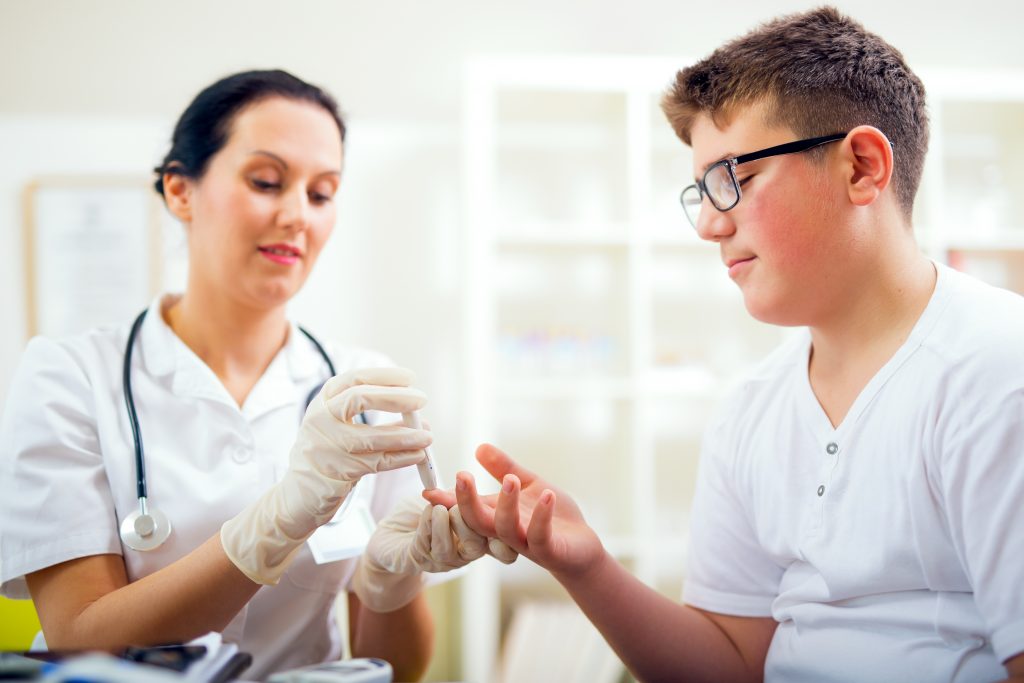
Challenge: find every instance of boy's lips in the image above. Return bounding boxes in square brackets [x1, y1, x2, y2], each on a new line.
[724, 255, 755, 268]
[725, 255, 756, 278]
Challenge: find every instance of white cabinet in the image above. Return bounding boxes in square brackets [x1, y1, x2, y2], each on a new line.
[918, 69, 1024, 293]
[459, 57, 1024, 682]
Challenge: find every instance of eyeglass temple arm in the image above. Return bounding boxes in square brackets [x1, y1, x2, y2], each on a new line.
[733, 132, 849, 165]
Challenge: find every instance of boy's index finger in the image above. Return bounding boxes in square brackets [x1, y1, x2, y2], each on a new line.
[477, 443, 539, 488]
[422, 488, 456, 508]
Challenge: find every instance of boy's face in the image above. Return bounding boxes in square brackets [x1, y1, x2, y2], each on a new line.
[689, 104, 851, 327]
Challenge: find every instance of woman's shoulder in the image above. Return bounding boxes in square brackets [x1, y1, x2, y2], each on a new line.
[19, 322, 129, 376]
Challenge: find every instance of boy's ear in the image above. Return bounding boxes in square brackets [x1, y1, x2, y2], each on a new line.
[842, 125, 894, 207]
[162, 170, 194, 223]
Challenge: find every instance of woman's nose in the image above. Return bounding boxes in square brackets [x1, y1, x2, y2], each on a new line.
[278, 187, 311, 231]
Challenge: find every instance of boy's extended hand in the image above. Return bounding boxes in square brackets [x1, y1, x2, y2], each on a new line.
[423, 443, 605, 580]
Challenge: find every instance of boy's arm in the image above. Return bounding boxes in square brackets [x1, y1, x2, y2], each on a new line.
[426, 443, 776, 682]
[554, 546, 776, 683]
[939, 391, 1024, 673]
[1004, 652, 1024, 680]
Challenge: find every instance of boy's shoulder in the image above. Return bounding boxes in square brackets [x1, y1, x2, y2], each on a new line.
[925, 264, 1024, 369]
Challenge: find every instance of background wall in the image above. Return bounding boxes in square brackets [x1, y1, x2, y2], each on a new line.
[2, 1, 1023, 680]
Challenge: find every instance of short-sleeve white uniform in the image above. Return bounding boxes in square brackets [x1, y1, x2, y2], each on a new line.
[684, 263, 1024, 682]
[0, 295, 425, 680]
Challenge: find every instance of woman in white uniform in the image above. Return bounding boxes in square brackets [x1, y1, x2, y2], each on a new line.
[0, 69, 496, 681]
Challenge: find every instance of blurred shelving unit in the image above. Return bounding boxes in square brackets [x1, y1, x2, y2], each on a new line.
[460, 58, 1024, 682]
[917, 68, 1024, 294]
[459, 56, 789, 682]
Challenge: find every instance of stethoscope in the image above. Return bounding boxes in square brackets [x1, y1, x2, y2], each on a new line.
[119, 308, 347, 552]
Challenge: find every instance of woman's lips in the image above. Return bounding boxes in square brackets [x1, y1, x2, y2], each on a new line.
[258, 244, 302, 265]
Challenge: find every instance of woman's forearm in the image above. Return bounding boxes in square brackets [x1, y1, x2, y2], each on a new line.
[28, 534, 260, 649]
[349, 592, 434, 682]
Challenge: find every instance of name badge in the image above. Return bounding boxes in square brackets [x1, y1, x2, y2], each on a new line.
[306, 481, 378, 564]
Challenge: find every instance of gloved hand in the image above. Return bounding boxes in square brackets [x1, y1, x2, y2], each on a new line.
[351, 497, 518, 612]
[221, 367, 431, 585]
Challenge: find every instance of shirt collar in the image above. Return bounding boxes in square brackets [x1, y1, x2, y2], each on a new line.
[136, 293, 331, 415]
[137, 293, 181, 378]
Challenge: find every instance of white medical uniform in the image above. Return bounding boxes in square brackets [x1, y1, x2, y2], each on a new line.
[684, 263, 1024, 682]
[0, 294, 425, 680]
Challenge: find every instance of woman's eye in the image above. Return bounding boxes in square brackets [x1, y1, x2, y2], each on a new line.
[310, 185, 337, 204]
[737, 175, 755, 187]
[251, 178, 280, 191]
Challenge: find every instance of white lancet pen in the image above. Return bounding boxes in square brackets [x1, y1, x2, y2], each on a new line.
[402, 411, 438, 490]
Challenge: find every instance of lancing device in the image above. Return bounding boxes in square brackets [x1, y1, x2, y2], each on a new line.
[402, 411, 438, 490]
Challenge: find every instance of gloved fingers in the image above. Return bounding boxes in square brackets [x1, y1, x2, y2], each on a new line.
[409, 502, 435, 560]
[450, 505, 487, 561]
[371, 450, 431, 474]
[487, 537, 519, 564]
[327, 384, 428, 422]
[380, 496, 429, 533]
[341, 423, 432, 455]
[322, 367, 416, 398]
[429, 504, 457, 563]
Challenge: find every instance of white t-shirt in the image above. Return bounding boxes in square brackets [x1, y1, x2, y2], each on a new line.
[684, 263, 1024, 682]
[0, 295, 425, 679]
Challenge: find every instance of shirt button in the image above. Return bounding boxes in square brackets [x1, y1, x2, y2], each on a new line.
[826, 442, 839, 455]
[232, 447, 252, 464]
[817, 485, 825, 497]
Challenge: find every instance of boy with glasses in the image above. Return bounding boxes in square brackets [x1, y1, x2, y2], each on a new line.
[428, 6, 1024, 682]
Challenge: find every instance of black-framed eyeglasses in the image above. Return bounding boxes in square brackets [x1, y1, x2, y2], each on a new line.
[679, 132, 848, 229]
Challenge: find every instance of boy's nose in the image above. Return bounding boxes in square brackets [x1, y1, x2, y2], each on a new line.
[695, 203, 737, 242]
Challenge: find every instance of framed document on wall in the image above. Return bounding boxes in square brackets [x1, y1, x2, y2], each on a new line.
[23, 176, 163, 338]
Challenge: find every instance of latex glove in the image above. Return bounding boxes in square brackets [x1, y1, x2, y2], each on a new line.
[221, 367, 431, 585]
[352, 497, 515, 612]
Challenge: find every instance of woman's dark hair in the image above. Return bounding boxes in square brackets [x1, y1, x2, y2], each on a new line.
[153, 69, 346, 196]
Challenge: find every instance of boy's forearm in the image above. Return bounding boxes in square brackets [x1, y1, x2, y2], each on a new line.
[553, 550, 764, 683]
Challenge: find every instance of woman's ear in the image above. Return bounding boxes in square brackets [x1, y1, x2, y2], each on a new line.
[842, 125, 894, 207]
[162, 171, 194, 223]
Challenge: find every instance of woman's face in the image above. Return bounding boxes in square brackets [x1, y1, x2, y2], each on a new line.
[181, 96, 343, 310]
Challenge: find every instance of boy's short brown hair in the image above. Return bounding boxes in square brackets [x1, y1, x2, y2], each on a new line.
[662, 6, 928, 218]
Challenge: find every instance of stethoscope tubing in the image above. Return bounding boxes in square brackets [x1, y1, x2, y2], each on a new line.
[124, 310, 150, 501]
[121, 308, 348, 551]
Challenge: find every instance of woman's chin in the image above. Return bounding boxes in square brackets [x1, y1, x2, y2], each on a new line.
[246, 278, 303, 311]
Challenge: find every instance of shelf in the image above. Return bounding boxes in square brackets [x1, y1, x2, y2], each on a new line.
[642, 367, 723, 398]
[496, 228, 631, 248]
[943, 233, 1024, 251]
[493, 370, 741, 401]
[495, 377, 635, 400]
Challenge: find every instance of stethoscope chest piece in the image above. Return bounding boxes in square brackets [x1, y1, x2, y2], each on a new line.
[120, 498, 172, 551]
[120, 309, 335, 553]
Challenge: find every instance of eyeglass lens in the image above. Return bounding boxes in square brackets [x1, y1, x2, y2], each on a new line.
[705, 163, 739, 210]
[681, 162, 740, 228]
[681, 186, 702, 226]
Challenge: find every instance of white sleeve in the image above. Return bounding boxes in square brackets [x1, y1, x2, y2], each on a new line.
[683, 410, 784, 617]
[940, 389, 1024, 664]
[0, 337, 121, 599]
